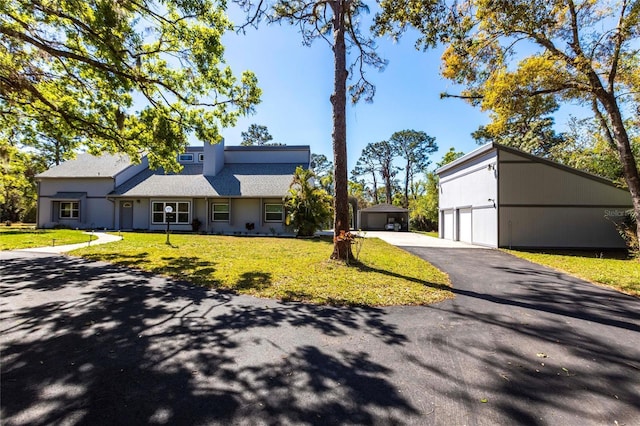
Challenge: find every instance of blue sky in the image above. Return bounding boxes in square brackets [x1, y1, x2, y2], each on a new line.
[218, 10, 491, 173]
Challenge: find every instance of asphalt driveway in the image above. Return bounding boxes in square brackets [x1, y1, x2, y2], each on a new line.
[1, 243, 639, 425]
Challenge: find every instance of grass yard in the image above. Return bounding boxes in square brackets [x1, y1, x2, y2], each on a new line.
[505, 250, 640, 297]
[72, 233, 453, 306]
[413, 231, 439, 238]
[0, 226, 98, 250]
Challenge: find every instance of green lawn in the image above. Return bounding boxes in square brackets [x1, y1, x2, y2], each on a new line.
[0, 227, 98, 250]
[72, 233, 453, 306]
[413, 230, 439, 238]
[505, 250, 640, 297]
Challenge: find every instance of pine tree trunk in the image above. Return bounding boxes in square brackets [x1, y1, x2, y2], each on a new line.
[330, 0, 353, 260]
[372, 173, 379, 204]
[404, 159, 410, 208]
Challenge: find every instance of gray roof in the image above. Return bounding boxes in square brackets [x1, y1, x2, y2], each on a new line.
[436, 142, 621, 187]
[36, 153, 133, 178]
[360, 203, 409, 213]
[112, 163, 300, 198]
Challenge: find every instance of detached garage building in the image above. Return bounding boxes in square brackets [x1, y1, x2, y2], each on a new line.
[436, 142, 633, 248]
[358, 203, 409, 231]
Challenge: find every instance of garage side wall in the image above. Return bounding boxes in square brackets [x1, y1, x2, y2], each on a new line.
[439, 150, 498, 247]
[498, 150, 632, 248]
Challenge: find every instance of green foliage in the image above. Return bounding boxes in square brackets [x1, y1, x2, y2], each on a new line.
[0, 140, 46, 222]
[436, 147, 465, 168]
[284, 166, 333, 237]
[310, 153, 334, 194]
[348, 179, 370, 209]
[1, 0, 261, 171]
[552, 117, 640, 185]
[613, 210, 639, 259]
[352, 143, 383, 204]
[241, 124, 281, 146]
[409, 173, 438, 231]
[352, 131, 438, 207]
[472, 115, 566, 157]
[506, 249, 640, 296]
[73, 233, 453, 306]
[368, 140, 398, 204]
[388, 129, 437, 207]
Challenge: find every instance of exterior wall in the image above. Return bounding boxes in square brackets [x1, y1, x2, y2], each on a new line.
[114, 157, 149, 187]
[207, 198, 288, 234]
[438, 150, 498, 246]
[133, 199, 150, 230]
[193, 198, 208, 231]
[224, 148, 309, 165]
[362, 213, 388, 230]
[499, 207, 628, 248]
[499, 162, 632, 206]
[498, 151, 632, 248]
[38, 178, 116, 229]
[203, 141, 225, 176]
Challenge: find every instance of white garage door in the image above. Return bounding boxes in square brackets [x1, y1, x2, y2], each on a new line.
[442, 210, 454, 240]
[458, 208, 472, 243]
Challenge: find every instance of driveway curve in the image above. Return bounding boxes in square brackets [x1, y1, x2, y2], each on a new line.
[1, 239, 639, 425]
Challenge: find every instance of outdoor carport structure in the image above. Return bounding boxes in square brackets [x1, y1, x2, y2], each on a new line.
[357, 203, 409, 231]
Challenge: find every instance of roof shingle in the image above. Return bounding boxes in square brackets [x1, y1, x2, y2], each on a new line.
[37, 153, 132, 178]
[112, 163, 299, 198]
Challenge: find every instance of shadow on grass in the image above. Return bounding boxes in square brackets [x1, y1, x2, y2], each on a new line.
[352, 260, 451, 292]
[80, 252, 150, 268]
[1, 253, 413, 425]
[0, 229, 47, 235]
[236, 271, 272, 291]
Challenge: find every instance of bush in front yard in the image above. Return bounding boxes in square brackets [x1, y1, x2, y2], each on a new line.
[615, 210, 639, 258]
[285, 167, 333, 237]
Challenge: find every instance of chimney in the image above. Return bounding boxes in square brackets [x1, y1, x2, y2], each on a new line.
[203, 138, 225, 176]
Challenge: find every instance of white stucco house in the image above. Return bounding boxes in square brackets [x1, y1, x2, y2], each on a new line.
[436, 142, 633, 249]
[36, 140, 310, 234]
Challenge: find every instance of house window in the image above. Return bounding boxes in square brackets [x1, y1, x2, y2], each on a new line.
[152, 201, 190, 224]
[211, 203, 229, 221]
[198, 153, 204, 162]
[60, 201, 79, 219]
[179, 153, 194, 162]
[264, 204, 283, 222]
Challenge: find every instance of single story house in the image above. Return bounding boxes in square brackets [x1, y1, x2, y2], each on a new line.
[436, 142, 633, 249]
[357, 203, 409, 231]
[36, 140, 310, 234]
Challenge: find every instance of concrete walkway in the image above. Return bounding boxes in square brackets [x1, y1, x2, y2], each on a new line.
[16, 231, 122, 253]
[366, 231, 489, 249]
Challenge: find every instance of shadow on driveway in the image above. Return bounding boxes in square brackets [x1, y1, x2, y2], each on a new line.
[1, 253, 411, 425]
[2, 248, 640, 425]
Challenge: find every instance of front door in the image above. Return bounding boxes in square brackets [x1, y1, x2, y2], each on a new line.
[120, 201, 133, 230]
